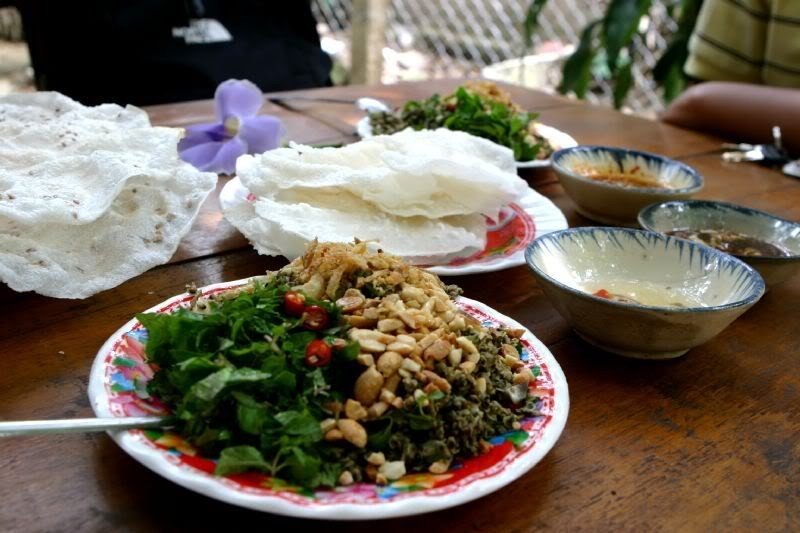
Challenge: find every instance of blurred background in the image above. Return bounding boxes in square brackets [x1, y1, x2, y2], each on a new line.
[0, 1, 681, 116]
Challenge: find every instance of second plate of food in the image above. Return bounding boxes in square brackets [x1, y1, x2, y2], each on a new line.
[356, 82, 577, 168]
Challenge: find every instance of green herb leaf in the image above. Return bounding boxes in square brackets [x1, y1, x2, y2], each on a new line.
[214, 445, 271, 476]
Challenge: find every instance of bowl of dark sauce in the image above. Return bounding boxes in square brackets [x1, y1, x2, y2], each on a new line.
[639, 200, 800, 286]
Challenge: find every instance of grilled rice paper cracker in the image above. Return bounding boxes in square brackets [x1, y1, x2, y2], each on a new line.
[0, 91, 187, 225]
[236, 128, 527, 220]
[226, 193, 487, 264]
[218, 185, 283, 257]
[0, 166, 216, 299]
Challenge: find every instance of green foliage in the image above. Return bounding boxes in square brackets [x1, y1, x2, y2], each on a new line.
[524, 0, 704, 108]
[368, 86, 543, 161]
[603, 0, 653, 72]
[523, 0, 550, 48]
[653, 0, 704, 102]
[558, 20, 601, 99]
[137, 280, 361, 489]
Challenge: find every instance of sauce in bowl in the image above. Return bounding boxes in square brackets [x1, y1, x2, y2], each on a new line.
[666, 229, 790, 257]
[584, 280, 705, 308]
[587, 172, 670, 189]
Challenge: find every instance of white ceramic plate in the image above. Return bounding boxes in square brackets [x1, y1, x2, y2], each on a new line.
[88, 285, 569, 520]
[219, 177, 567, 276]
[355, 117, 577, 169]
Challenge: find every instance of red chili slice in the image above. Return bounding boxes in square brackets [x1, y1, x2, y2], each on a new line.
[593, 289, 612, 299]
[283, 290, 306, 316]
[305, 339, 332, 367]
[302, 305, 329, 330]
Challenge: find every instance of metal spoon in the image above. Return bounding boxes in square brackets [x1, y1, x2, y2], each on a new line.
[0, 416, 172, 437]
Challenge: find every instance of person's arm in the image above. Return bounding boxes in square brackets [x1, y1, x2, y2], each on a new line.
[661, 82, 800, 155]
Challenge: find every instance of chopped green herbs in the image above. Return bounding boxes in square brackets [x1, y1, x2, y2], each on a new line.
[368, 87, 543, 161]
[137, 280, 358, 488]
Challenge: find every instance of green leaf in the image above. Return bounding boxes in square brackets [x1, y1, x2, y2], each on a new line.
[167, 356, 219, 394]
[559, 20, 600, 98]
[214, 445, 271, 476]
[602, 0, 652, 72]
[662, 62, 687, 103]
[612, 56, 634, 109]
[407, 412, 435, 431]
[274, 410, 323, 440]
[232, 391, 267, 435]
[652, 0, 702, 101]
[422, 439, 452, 463]
[523, 0, 550, 47]
[283, 447, 323, 486]
[367, 417, 393, 450]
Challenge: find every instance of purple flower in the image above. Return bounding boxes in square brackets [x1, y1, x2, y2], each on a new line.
[178, 79, 285, 174]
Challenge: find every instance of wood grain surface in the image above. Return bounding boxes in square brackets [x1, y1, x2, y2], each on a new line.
[1, 81, 798, 532]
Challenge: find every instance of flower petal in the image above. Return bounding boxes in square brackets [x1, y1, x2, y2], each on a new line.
[238, 115, 286, 154]
[178, 122, 229, 152]
[215, 79, 264, 122]
[179, 137, 246, 175]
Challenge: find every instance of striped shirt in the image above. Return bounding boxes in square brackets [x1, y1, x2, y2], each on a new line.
[685, 0, 800, 87]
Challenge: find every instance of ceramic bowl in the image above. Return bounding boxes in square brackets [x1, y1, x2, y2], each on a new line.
[550, 146, 703, 226]
[638, 200, 800, 287]
[525, 227, 765, 359]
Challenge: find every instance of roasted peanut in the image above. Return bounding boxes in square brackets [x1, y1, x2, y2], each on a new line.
[378, 318, 404, 332]
[379, 461, 406, 481]
[344, 399, 368, 420]
[423, 339, 451, 360]
[359, 339, 387, 353]
[386, 341, 414, 355]
[324, 428, 344, 441]
[384, 374, 401, 393]
[367, 401, 388, 418]
[401, 358, 422, 373]
[337, 419, 367, 448]
[367, 452, 386, 466]
[354, 366, 384, 405]
[376, 351, 404, 377]
[459, 361, 476, 373]
[379, 388, 396, 404]
[356, 353, 375, 367]
[448, 348, 463, 366]
[513, 367, 535, 385]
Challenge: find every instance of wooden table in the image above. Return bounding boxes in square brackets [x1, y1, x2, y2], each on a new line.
[1, 80, 798, 532]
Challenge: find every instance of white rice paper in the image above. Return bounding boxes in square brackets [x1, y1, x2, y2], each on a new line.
[0, 92, 218, 298]
[228, 128, 527, 263]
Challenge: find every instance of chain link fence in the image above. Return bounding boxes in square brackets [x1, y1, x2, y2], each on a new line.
[313, 0, 678, 115]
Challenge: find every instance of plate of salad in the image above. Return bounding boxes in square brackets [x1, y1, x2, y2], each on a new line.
[88, 241, 568, 519]
[358, 81, 577, 168]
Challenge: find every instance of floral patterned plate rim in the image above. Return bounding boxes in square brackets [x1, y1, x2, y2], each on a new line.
[219, 177, 567, 276]
[88, 283, 569, 520]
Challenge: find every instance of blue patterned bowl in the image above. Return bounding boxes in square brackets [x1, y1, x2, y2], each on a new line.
[638, 200, 800, 287]
[525, 227, 764, 359]
[551, 146, 703, 226]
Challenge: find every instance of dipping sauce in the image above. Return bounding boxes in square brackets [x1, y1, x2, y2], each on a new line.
[586, 172, 670, 189]
[592, 289, 641, 304]
[584, 280, 705, 308]
[666, 229, 790, 257]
